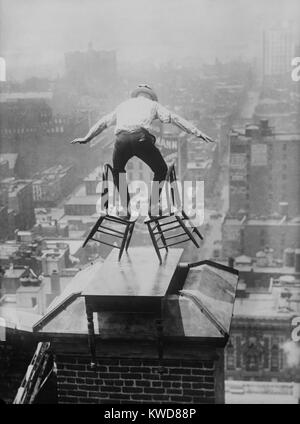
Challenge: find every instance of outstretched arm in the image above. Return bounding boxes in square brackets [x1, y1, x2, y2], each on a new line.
[155, 103, 215, 143]
[70, 111, 116, 144]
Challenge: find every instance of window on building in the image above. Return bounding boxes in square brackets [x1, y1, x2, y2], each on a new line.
[236, 335, 242, 369]
[271, 344, 279, 372]
[263, 337, 270, 370]
[31, 297, 37, 308]
[279, 337, 285, 370]
[226, 338, 235, 370]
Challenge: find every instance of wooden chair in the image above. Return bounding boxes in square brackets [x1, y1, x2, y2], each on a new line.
[145, 163, 203, 264]
[82, 163, 137, 260]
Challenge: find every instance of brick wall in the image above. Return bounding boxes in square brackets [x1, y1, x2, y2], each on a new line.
[56, 356, 219, 404]
[0, 334, 36, 404]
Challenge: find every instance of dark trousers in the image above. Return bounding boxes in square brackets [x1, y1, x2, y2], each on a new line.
[112, 129, 168, 214]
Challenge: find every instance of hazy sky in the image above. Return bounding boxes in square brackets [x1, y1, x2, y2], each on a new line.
[1, 0, 300, 78]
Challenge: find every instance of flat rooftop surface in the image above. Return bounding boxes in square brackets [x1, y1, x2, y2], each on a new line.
[83, 247, 184, 298]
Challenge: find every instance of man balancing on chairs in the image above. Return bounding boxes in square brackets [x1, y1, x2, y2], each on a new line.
[71, 84, 215, 218]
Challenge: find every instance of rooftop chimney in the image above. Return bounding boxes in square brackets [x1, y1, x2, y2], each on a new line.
[260, 119, 272, 136]
[228, 257, 235, 268]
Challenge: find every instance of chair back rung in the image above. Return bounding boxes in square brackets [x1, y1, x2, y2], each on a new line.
[90, 238, 118, 249]
[164, 232, 187, 241]
[165, 238, 191, 248]
[97, 229, 124, 239]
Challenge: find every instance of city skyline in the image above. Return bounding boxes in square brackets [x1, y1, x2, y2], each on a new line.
[1, 0, 300, 80]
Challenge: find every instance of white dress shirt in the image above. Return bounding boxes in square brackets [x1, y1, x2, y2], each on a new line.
[96, 96, 204, 137]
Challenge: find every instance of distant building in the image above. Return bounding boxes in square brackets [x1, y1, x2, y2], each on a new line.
[0, 158, 9, 179]
[222, 215, 300, 259]
[0, 178, 35, 232]
[40, 241, 71, 276]
[263, 26, 294, 84]
[0, 92, 53, 154]
[0, 206, 9, 240]
[32, 164, 76, 206]
[0, 265, 31, 296]
[65, 45, 117, 95]
[224, 265, 300, 383]
[0, 153, 19, 177]
[64, 195, 99, 216]
[84, 166, 103, 195]
[228, 120, 300, 218]
[32, 221, 69, 239]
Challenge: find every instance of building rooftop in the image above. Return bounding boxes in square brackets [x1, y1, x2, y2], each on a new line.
[217, 258, 299, 276]
[231, 127, 300, 142]
[0, 295, 42, 333]
[44, 238, 83, 256]
[58, 214, 98, 224]
[224, 215, 300, 227]
[65, 195, 100, 205]
[0, 92, 53, 102]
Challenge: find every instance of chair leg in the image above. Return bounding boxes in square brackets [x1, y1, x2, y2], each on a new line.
[147, 222, 162, 265]
[118, 223, 131, 261]
[175, 215, 200, 248]
[156, 221, 168, 252]
[125, 222, 135, 252]
[82, 216, 105, 247]
[181, 210, 204, 240]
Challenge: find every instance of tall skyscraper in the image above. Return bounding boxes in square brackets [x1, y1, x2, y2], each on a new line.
[263, 25, 294, 79]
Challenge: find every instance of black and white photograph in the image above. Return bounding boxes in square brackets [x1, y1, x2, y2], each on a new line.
[0, 0, 299, 407]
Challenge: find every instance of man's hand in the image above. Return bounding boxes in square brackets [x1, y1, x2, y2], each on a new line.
[70, 137, 88, 145]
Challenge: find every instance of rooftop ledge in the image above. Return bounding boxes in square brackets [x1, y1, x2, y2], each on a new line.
[33, 247, 239, 349]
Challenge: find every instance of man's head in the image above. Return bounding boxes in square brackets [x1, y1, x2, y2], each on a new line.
[131, 84, 158, 101]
